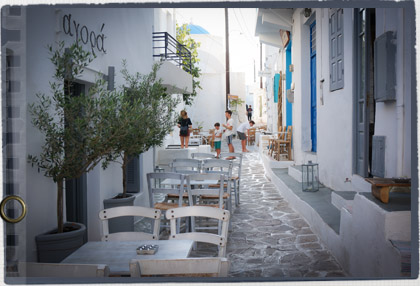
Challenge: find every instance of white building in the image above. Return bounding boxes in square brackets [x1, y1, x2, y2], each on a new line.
[2, 5, 191, 263]
[184, 28, 227, 131]
[255, 6, 415, 277]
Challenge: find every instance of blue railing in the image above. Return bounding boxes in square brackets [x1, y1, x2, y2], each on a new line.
[153, 32, 192, 74]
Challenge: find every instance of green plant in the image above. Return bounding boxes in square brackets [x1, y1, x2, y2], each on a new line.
[28, 41, 120, 233]
[194, 120, 204, 130]
[102, 61, 179, 197]
[176, 23, 202, 105]
[229, 98, 245, 113]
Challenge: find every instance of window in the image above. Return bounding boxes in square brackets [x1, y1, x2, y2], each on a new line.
[329, 8, 344, 91]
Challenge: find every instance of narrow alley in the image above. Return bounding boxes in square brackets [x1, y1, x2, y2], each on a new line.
[188, 140, 347, 278]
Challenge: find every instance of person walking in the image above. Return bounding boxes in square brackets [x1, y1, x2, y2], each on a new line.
[247, 105, 253, 121]
[222, 110, 235, 154]
[237, 120, 255, 152]
[213, 122, 222, 158]
[177, 110, 192, 149]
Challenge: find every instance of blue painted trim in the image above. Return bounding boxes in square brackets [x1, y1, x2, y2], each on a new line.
[310, 21, 317, 152]
[274, 73, 280, 103]
[286, 40, 292, 127]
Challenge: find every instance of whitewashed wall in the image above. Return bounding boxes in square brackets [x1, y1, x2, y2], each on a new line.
[374, 8, 411, 178]
[262, 45, 281, 133]
[292, 8, 354, 191]
[231, 71, 247, 127]
[24, 7, 155, 261]
[186, 34, 226, 131]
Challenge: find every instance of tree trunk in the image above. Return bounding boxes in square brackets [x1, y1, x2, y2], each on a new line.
[57, 179, 64, 233]
[122, 152, 127, 197]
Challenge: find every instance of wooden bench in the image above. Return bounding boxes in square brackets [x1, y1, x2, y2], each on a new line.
[365, 178, 411, 204]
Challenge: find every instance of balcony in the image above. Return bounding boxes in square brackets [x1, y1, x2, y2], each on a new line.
[153, 32, 193, 94]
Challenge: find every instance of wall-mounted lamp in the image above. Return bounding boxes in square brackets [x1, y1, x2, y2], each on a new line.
[304, 8, 312, 18]
[103, 66, 115, 91]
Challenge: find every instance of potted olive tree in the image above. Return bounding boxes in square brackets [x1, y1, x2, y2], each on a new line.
[102, 61, 179, 232]
[28, 41, 120, 262]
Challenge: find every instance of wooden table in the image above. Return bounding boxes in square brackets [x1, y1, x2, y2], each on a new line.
[62, 240, 194, 275]
[365, 178, 411, 203]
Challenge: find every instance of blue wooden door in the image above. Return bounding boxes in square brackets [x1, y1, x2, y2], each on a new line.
[310, 22, 317, 152]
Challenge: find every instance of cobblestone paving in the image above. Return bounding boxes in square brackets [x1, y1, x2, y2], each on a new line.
[140, 140, 347, 278]
[210, 140, 347, 278]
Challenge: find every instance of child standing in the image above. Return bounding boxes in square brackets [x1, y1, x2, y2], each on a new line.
[213, 122, 222, 158]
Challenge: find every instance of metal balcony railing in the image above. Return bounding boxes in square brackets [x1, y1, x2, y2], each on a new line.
[153, 32, 192, 74]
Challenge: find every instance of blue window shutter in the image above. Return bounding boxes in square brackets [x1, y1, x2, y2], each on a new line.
[330, 8, 344, 91]
[274, 73, 280, 103]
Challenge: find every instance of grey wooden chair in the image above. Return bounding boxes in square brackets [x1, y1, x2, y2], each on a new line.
[18, 262, 110, 277]
[99, 206, 161, 241]
[166, 206, 230, 257]
[186, 173, 226, 234]
[219, 152, 243, 206]
[129, 257, 229, 277]
[201, 159, 233, 213]
[147, 172, 187, 235]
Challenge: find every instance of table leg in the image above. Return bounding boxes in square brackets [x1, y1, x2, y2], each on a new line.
[371, 185, 391, 203]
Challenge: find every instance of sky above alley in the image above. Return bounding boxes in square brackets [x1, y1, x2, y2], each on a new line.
[175, 8, 261, 85]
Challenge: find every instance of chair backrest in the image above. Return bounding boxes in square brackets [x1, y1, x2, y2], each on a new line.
[99, 206, 161, 241]
[170, 159, 201, 174]
[286, 126, 293, 141]
[18, 262, 110, 277]
[248, 128, 256, 136]
[129, 257, 229, 277]
[278, 126, 285, 139]
[186, 173, 225, 209]
[166, 206, 230, 257]
[191, 153, 215, 159]
[219, 153, 243, 178]
[147, 172, 185, 208]
[201, 159, 232, 177]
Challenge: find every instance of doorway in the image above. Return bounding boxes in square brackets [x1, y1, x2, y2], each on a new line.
[65, 81, 88, 242]
[310, 21, 317, 152]
[354, 8, 376, 177]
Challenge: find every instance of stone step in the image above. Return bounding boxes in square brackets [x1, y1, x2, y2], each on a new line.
[331, 191, 356, 213]
[288, 165, 303, 182]
[390, 240, 411, 277]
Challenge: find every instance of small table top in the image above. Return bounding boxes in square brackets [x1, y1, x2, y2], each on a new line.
[62, 240, 194, 275]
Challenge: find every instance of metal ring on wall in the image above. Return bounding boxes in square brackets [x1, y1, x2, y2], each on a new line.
[0, 195, 27, 223]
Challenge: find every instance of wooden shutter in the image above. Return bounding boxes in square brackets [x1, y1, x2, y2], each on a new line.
[126, 155, 140, 193]
[273, 73, 280, 103]
[277, 71, 283, 128]
[329, 8, 344, 91]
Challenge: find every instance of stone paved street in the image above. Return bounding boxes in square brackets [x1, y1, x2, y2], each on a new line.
[142, 139, 348, 279]
[224, 143, 347, 278]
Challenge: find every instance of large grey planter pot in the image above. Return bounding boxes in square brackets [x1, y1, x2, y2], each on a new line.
[35, 222, 86, 263]
[103, 194, 135, 234]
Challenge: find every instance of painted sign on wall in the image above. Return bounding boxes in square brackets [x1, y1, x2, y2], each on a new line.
[63, 13, 107, 54]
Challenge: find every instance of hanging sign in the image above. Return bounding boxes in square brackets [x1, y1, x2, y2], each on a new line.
[279, 30, 290, 48]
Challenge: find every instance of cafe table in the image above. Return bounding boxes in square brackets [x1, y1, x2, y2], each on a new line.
[61, 239, 194, 276]
[161, 178, 219, 186]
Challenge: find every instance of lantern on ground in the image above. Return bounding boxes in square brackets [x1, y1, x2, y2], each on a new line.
[302, 161, 319, 192]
